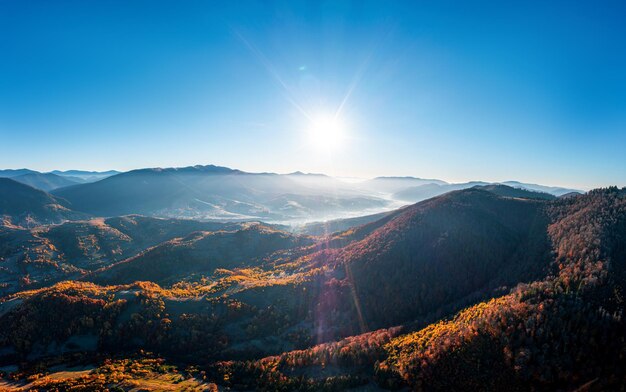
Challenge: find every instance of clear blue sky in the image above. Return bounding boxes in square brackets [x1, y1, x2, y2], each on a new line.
[1, 0, 625, 189]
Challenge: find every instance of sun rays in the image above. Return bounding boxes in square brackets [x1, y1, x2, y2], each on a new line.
[232, 28, 372, 155]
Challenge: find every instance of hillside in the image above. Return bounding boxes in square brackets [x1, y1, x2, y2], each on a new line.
[476, 184, 555, 200]
[394, 182, 573, 203]
[0, 188, 553, 353]
[0, 216, 243, 296]
[0, 187, 624, 391]
[11, 172, 80, 192]
[359, 176, 448, 194]
[0, 169, 38, 178]
[393, 181, 489, 202]
[501, 180, 583, 196]
[317, 188, 552, 330]
[52, 165, 390, 222]
[91, 223, 314, 285]
[297, 210, 396, 236]
[0, 178, 85, 227]
[201, 187, 626, 391]
[50, 170, 120, 182]
[375, 187, 626, 390]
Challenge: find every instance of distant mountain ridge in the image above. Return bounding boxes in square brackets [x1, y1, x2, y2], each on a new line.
[51, 170, 120, 176]
[10, 172, 81, 191]
[52, 165, 391, 221]
[0, 165, 583, 196]
[393, 180, 579, 203]
[1, 164, 584, 224]
[0, 178, 86, 227]
[0, 168, 38, 178]
[500, 180, 582, 196]
[48, 164, 582, 221]
[51, 169, 120, 182]
[0, 169, 119, 190]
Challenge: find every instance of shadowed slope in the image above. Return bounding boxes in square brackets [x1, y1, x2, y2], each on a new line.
[204, 188, 626, 391]
[11, 172, 80, 192]
[0, 178, 85, 227]
[316, 188, 552, 331]
[91, 224, 314, 285]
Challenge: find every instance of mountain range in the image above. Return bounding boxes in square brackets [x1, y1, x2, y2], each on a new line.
[3, 164, 620, 391]
[0, 164, 583, 227]
[0, 169, 120, 192]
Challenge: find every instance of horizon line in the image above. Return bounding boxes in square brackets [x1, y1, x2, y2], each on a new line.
[0, 163, 599, 191]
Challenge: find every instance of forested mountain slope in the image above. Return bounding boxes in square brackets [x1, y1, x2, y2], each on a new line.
[0, 187, 624, 391]
[91, 223, 314, 285]
[208, 188, 626, 391]
[0, 216, 243, 296]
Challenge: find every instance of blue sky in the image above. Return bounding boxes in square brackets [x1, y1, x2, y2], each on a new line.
[1, 0, 625, 189]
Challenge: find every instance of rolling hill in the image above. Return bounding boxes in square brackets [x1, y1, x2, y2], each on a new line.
[393, 181, 490, 202]
[0, 178, 85, 227]
[476, 184, 556, 200]
[0, 169, 38, 178]
[321, 188, 553, 329]
[91, 223, 314, 285]
[50, 170, 120, 182]
[0, 216, 244, 296]
[0, 169, 119, 188]
[0, 185, 622, 391]
[202, 187, 626, 391]
[359, 176, 449, 194]
[501, 180, 583, 196]
[10, 172, 81, 192]
[296, 210, 396, 236]
[393, 182, 562, 203]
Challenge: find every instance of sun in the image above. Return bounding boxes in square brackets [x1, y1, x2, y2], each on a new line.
[307, 114, 346, 151]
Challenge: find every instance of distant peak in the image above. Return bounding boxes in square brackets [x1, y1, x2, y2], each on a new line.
[374, 176, 419, 180]
[0, 168, 39, 178]
[50, 170, 120, 175]
[372, 176, 448, 183]
[287, 171, 328, 177]
[130, 164, 245, 175]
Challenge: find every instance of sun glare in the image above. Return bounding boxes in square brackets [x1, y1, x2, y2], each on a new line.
[307, 114, 346, 151]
